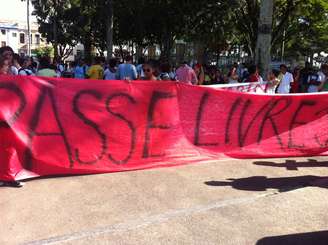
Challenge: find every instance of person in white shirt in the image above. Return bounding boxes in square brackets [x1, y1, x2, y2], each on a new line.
[277, 64, 294, 94]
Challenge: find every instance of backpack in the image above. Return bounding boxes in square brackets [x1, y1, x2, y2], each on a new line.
[18, 68, 32, 76]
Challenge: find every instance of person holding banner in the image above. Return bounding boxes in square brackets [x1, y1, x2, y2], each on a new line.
[87, 57, 104, 80]
[0, 46, 17, 75]
[176, 61, 198, 85]
[116, 55, 137, 80]
[18, 56, 34, 76]
[142, 61, 159, 81]
[228, 66, 239, 84]
[266, 69, 281, 94]
[104, 58, 117, 80]
[245, 65, 263, 83]
[0, 57, 10, 75]
[36, 56, 57, 78]
[277, 64, 294, 94]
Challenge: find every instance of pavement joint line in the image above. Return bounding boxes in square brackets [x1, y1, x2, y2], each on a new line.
[22, 191, 279, 245]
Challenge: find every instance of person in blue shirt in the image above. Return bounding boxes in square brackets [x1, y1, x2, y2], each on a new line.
[116, 55, 137, 80]
[74, 59, 87, 79]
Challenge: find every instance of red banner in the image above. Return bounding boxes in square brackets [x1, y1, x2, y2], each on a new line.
[1, 76, 328, 181]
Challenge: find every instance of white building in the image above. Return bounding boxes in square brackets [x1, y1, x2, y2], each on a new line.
[0, 20, 48, 55]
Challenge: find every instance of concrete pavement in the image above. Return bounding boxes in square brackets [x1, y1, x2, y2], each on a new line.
[1, 157, 328, 245]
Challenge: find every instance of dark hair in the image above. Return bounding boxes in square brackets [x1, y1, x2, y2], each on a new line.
[109, 58, 117, 68]
[145, 59, 160, 76]
[160, 62, 171, 73]
[138, 57, 145, 64]
[280, 64, 287, 69]
[39, 56, 52, 69]
[125, 55, 133, 62]
[143, 60, 156, 70]
[272, 69, 280, 78]
[321, 64, 328, 70]
[94, 56, 103, 64]
[0, 46, 14, 56]
[248, 65, 257, 75]
[19, 56, 31, 66]
[13, 53, 20, 63]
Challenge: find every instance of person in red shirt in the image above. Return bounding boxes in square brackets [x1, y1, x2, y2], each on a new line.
[246, 65, 263, 83]
[291, 67, 301, 93]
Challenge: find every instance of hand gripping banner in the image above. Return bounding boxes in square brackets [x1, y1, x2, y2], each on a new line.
[1, 76, 328, 181]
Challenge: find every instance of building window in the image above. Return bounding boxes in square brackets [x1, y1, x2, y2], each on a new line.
[35, 34, 40, 45]
[1, 41, 6, 47]
[12, 32, 17, 37]
[20, 33, 25, 44]
[1, 29, 6, 35]
[30, 34, 33, 44]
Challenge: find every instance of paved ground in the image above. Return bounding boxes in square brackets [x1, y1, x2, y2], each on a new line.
[1, 157, 328, 245]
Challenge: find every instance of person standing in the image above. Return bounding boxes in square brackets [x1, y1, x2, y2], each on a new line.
[299, 62, 312, 93]
[116, 55, 137, 80]
[18, 56, 34, 76]
[87, 57, 104, 80]
[11, 54, 21, 75]
[36, 56, 57, 77]
[176, 61, 198, 85]
[291, 67, 301, 93]
[228, 66, 239, 84]
[318, 64, 328, 92]
[104, 58, 117, 80]
[142, 61, 158, 81]
[136, 57, 146, 79]
[307, 69, 321, 93]
[74, 60, 87, 79]
[277, 64, 294, 94]
[0, 46, 18, 75]
[266, 69, 281, 94]
[193, 63, 205, 85]
[245, 65, 263, 83]
[0, 57, 10, 75]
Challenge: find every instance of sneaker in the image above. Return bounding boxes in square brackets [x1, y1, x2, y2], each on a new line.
[5, 181, 24, 188]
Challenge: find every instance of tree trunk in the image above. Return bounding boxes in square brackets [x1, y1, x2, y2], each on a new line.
[160, 30, 173, 62]
[53, 17, 59, 60]
[83, 37, 92, 64]
[53, 0, 59, 60]
[106, 0, 114, 61]
[136, 45, 143, 61]
[255, 0, 274, 79]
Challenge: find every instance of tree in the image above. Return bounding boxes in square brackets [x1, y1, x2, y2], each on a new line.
[32, 0, 78, 61]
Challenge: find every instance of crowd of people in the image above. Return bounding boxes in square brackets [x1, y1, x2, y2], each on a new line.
[1, 45, 328, 94]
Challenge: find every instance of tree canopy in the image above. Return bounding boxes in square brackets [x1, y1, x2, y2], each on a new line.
[31, 0, 328, 63]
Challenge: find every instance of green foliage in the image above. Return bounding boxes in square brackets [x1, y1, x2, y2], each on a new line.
[30, 0, 328, 62]
[32, 46, 54, 58]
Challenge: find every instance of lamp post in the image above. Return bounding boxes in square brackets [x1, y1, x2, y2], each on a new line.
[106, 0, 114, 61]
[27, 0, 31, 56]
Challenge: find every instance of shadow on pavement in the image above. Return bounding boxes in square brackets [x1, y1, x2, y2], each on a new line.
[256, 231, 328, 245]
[205, 175, 328, 192]
[254, 159, 328, 171]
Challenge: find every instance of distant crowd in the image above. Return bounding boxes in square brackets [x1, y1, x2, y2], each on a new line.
[0, 45, 327, 94]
